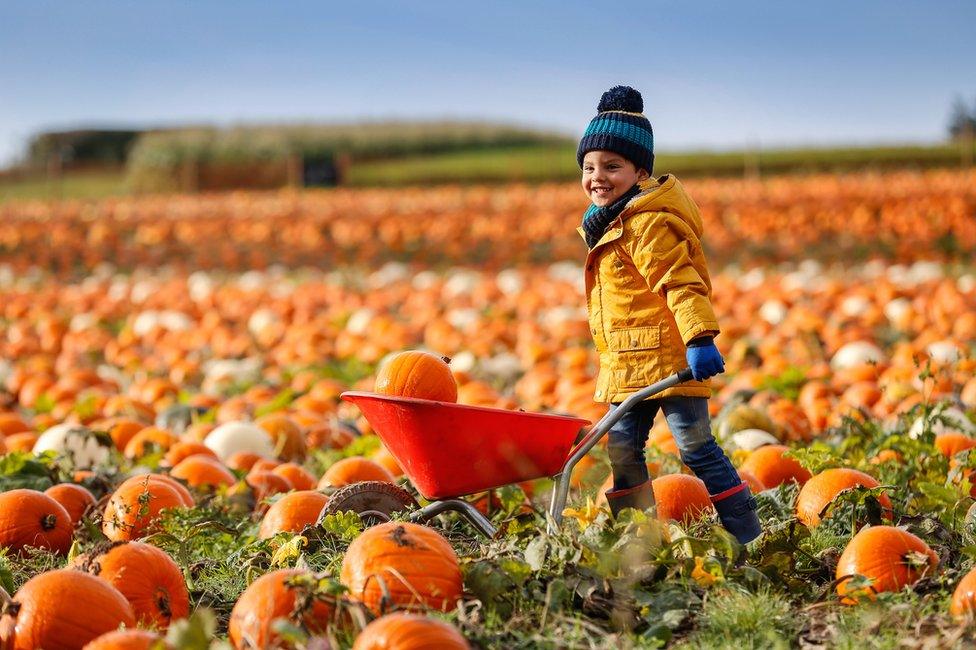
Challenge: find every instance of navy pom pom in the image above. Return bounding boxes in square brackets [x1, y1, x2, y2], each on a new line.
[597, 86, 643, 113]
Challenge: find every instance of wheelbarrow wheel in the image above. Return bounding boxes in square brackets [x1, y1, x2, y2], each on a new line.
[317, 480, 418, 527]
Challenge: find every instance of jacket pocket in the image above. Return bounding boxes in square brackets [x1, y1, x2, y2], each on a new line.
[607, 325, 660, 352]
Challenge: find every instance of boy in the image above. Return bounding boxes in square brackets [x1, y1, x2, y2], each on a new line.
[578, 85, 761, 544]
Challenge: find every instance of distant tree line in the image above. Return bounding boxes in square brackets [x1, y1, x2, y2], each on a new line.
[949, 96, 976, 140]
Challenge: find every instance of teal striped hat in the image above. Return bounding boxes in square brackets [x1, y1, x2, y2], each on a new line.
[577, 86, 654, 174]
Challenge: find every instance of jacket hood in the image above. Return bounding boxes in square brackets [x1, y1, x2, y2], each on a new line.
[622, 174, 704, 238]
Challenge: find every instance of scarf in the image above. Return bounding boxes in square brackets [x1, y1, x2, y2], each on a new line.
[581, 184, 642, 249]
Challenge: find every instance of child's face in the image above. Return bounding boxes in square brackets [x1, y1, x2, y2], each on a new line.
[581, 150, 649, 207]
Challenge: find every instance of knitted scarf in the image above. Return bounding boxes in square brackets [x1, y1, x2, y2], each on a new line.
[581, 184, 642, 249]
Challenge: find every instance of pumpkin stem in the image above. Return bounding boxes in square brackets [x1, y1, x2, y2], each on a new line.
[441, 356, 451, 364]
[40, 514, 58, 531]
[389, 525, 415, 548]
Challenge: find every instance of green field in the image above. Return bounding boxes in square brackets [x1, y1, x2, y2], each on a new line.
[1, 141, 973, 202]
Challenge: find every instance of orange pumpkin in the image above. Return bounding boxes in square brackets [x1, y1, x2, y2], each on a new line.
[736, 468, 766, 494]
[352, 612, 469, 650]
[3, 432, 38, 452]
[228, 568, 335, 648]
[0, 489, 73, 555]
[163, 440, 218, 466]
[82, 629, 163, 650]
[245, 471, 293, 514]
[102, 474, 191, 541]
[319, 457, 394, 489]
[0, 569, 136, 650]
[651, 474, 714, 523]
[96, 418, 145, 451]
[123, 426, 179, 459]
[271, 462, 317, 491]
[934, 432, 976, 458]
[341, 521, 463, 614]
[796, 468, 892, 527]
[258, 490, 329, 539]
[44, 483, 97, 526]
[374, 351, 458, 402]
[170, 455, 237, 489]
[950, 566, 976, 618]
[256, 413, 306, 461]
[77, 541, 189, 629]
[372, 446, 404, 478]
[227, 451, 265, 473]
[835, 525, 939, 603]
[739, 444, 812, 488]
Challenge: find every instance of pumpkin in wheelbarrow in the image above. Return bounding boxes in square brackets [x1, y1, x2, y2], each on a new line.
[374, 351, 457, 403]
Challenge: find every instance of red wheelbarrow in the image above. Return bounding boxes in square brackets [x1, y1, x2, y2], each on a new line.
[326, 369, 694, 537]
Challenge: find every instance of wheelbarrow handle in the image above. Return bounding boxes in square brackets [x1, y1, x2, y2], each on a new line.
[547, 367, 695, 533]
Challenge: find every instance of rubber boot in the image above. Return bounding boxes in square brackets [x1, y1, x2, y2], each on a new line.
[710, 482, 762, 544]
[605, 479, 655, 518]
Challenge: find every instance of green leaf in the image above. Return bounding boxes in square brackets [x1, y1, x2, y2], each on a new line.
[318, 511, 363, 542]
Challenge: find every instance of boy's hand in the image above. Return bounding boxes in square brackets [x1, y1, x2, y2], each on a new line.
[686, 337, 725, 381]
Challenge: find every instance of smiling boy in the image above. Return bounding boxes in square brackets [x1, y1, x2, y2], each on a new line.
[577, 85, 762, 544]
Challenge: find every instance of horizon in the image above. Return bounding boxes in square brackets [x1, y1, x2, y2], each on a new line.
[2, 1, 974, 166]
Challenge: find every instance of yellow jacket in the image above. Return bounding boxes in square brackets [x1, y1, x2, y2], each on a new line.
[578, 174, 719, 402]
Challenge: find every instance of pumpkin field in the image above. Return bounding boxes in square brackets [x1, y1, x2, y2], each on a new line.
[2, 168, 976, 649]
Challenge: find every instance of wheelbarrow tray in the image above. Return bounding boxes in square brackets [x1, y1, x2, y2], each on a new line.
[340, 391, 590, 500]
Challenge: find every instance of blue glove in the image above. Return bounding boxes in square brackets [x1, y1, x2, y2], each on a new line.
[686, 336, 725, 381]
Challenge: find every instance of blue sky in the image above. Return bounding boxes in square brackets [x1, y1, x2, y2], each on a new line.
[1, 1, 974, 165]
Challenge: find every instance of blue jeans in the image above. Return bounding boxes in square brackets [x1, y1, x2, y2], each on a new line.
[607, 396, 741, 496]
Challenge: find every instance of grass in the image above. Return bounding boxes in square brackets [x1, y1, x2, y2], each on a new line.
[0, 168, 128, 202]
[1, 141, 973, 203]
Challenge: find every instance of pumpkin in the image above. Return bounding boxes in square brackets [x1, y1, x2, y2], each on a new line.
[82, 629, 163, 650]
[170, 455, 237, 489]
[372, 446, 404, 478]
[77, 541, 190, 629]
[738, 444, 812, 488]
[934, 432, 976, 458]
[795, 468, 892, 527]
[44, 483, 97, 527]
[341, 521, 463, 614]
[3, 432, 38, 452]
[255, 413, 306, 461]
[319, 457, 394, 489]
[271, 462, 317, 491]
[97, 418, 145, 451]
[258, 490, 330, 539]
[102, 474, 192, 541]
[32, 424, 113, 469]
[228, 568, 335, 649]
[0, 569, 136, 650]
[163, 440, 218, 466]
[123, 426, 179, 459]
[0, 413, 31, 436]
[737, 469, 766, 494]
[0, 489, 73, 555]
[227, 451, 265, 472]
[352, 612, 469, 650]
[835, 525, 939, 603]
[651, 474, 714, 523]
[204, 421, 276, 461]
[374, 351, 458, 402]
[245, 471, 293, 514]
[950, 566, 976, 618]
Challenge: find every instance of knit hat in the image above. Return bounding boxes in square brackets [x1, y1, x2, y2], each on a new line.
[577, 85, 654, 174]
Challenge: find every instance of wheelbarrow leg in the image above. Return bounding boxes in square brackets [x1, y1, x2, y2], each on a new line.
[408, 499, 497, 538]
[547, 369, 694, 534]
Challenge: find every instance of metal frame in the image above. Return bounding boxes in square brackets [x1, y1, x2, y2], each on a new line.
[408, 498, 498, 538]
[546, 368, 694, 533]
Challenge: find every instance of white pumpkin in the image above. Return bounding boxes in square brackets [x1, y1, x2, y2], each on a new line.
[204, 421, 275, 460]
[728, 428, 780, 452]
[33, 424, 112, 469]
[830, 341, 885, 370]
[909, 406, 976, 439]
